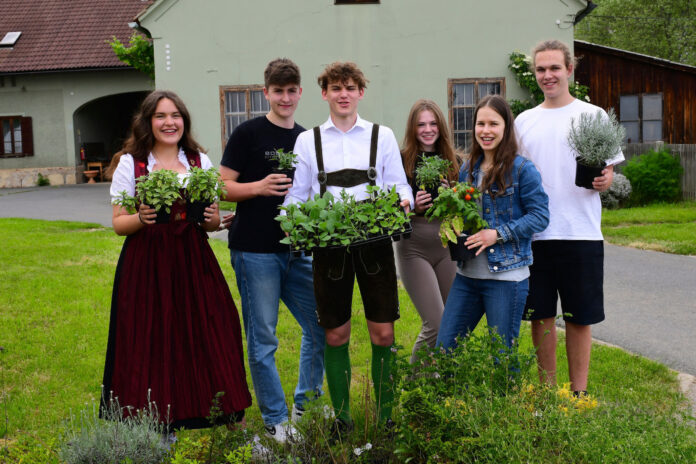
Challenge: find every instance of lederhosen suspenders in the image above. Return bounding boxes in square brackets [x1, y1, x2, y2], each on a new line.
[314, 124, 379, 195]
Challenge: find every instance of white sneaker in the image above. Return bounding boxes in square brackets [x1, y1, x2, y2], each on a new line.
[251, 435, 272, 459]
[291, 404, 305, 422]
[264, 421, 297, 444]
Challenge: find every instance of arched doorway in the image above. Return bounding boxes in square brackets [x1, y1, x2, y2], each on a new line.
[73, 91, 149, 179]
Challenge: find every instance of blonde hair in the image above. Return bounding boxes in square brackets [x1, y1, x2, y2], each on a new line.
[532, 39, 576, 69]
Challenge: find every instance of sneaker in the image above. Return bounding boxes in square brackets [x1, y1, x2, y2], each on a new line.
[264, 421, 297, 444]
[251, 435, 272, 459]
[291, 404, 305, 422]
[329, 417, 354, 444]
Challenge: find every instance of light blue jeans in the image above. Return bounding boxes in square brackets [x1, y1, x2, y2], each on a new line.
[436, 274, 529, 350]
[231, 250, 325, 426]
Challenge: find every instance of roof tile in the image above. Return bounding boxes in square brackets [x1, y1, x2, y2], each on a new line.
[0, 0, 153, 73]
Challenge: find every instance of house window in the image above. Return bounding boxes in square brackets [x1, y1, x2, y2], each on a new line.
[219, 86, 269, 147]
[619, 93, 662, 143]
[1, 116, 33, 157]
[448, 78, 505, 150]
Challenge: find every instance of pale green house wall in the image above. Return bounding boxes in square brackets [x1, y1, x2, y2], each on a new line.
[0, 69, 151, 186]
[140, 0, 587, 164]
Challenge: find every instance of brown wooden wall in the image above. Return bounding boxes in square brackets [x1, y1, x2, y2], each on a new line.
[573, 42, 696, 144]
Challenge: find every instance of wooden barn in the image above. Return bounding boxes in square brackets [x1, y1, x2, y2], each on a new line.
[574, 40, 696, 145]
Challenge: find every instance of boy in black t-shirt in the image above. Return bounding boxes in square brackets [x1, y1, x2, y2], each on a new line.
[220, 58, 325, 444]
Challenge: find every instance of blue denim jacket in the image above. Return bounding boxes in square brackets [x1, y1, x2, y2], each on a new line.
[459, 155, 549, 272]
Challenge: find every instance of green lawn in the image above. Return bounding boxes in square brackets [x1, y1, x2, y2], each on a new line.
[0, 218, 694, 462]
[602, 201, 696, 255]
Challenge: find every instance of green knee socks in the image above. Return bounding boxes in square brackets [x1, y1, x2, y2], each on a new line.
[324, 342, 352, 422]
[372, 342, 395, 422]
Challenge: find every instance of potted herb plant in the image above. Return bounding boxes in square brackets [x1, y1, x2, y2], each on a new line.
[113, 190, 138, 214]
[567, 108, 625, 189]
[426, 181, 488, 261]
[135, 169, 183, 223]
[271, 148, 299, 181]
[276, 186, 412, 254]
[415, 155, 451, 201]
[185, 166, 225, 223]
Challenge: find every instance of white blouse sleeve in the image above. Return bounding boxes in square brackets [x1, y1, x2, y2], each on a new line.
[198, 152, 214, 169]
[109, 154, 136, 203]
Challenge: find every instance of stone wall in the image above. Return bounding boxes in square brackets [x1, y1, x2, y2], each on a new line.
[0, 166, 82, 188]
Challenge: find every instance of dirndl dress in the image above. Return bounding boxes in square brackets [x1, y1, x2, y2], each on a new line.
[101, 152, 251, 429]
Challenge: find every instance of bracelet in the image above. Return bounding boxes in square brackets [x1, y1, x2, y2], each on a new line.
[138, 212, 145, 224]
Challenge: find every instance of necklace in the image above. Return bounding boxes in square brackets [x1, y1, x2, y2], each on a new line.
[152, 150, 182, 172]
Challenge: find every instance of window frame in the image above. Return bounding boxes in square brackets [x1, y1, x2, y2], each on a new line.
[219, 85, 269, 150]
[447, 78, 506, 151]
[619, 92, 663, 143]
[334, 0, 379, 4]
[0, 115, 33, 158]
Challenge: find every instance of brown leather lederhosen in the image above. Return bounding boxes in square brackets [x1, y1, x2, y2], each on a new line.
[313, 124, 379, 195]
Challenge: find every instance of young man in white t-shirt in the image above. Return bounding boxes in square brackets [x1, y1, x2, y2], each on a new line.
[515, 40, 624, 395]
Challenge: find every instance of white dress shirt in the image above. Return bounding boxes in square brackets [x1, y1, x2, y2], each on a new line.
[284, 115, 413, 207]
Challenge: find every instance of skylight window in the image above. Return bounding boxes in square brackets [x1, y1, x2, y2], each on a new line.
[0, 32, 22, 47]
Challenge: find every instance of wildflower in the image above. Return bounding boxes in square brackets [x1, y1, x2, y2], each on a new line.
[585, 95, 591, 102]
[354, 447, 363, 456]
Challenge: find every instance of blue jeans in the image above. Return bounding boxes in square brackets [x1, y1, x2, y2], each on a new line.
[436, 274, 529, 350]
[231, 250, 325, 426]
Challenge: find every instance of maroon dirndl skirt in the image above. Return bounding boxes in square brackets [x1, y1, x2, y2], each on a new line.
[102, 220, 251, 429]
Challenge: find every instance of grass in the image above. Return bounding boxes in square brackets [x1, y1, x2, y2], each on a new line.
[602, 201, 696, 255]
[0, 218, 694, 462]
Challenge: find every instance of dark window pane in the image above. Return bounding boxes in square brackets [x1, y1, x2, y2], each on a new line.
[620, 95, 639, 121]
[453, 107, 473, 131]
[250, 90, 268, 113]
[454, 131, 471, 150]
[478, 82, 501, 97]
[621, 121, 640, 143]
[13, 118, 21, 153]
[3, 120, 11, 153]
[642, 120, 662, 142]
[453, 83, 474, 106]
[642, 94, 662, 120]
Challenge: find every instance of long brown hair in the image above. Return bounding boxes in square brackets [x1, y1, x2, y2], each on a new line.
[107, 90, 204, 176]
[467, 95, 518, 195]
[401, 99, 460, 182]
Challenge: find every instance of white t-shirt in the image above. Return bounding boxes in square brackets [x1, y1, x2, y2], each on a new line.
[515, 99, 624, 241]
[109, 148, 213, 203]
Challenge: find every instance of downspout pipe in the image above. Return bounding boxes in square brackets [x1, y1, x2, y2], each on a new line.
[574, 0, 597, 25]
[128, 21, 152, 38]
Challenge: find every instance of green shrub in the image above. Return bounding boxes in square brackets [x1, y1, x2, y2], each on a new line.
[601, 172, 632, 209]
[623, 149, 683, 205]
[36, 173, 50, 187]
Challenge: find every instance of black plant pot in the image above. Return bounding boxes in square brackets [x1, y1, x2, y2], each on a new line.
[273, 167, 296, 182]
[154, 208, 170, 224]
[186, 200, 212, 223]
[425, 185, 440, 202]
[448, 233, 478, 262]
[575, 159, 605, 190]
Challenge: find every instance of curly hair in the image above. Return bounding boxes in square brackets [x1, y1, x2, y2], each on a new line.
[317, 62, 368, 90]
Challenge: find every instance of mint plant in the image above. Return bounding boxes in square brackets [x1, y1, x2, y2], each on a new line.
[135, 168, 182, 213]
[272, 148, 298, 171]
[186, 166, 225, 203]
[276, 186, 412, 251]
[112, 190, 138, 214]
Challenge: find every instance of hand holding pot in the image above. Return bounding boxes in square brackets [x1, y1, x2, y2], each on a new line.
[414, 190, 432, 214]
[464, 229, 497, 256]
[138, 203, 156, 225]
[256, 173, 292, 197]
[591, 165, 614, 192]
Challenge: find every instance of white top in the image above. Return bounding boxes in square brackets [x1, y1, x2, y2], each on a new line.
[284, 115, 413, 206]
[109, 148, 213, 203]
[515, 99, 624, 241]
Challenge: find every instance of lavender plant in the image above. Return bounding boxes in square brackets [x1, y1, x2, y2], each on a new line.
[567, 108, 625, 168]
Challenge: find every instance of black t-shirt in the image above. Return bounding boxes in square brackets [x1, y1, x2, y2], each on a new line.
[221, 116, 305, 253]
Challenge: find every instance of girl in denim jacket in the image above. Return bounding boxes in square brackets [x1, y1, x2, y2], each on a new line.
[436, 95, 549, 350]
